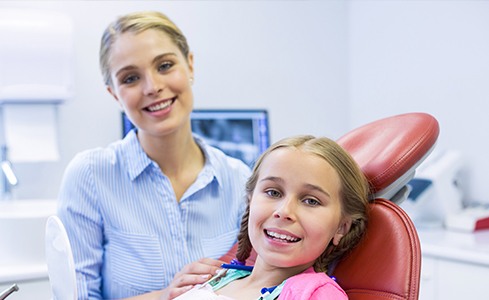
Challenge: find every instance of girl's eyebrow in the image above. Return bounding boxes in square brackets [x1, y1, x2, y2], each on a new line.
[259, 176, 331, 198]
[259, 176, 284, 184]
[304, 183, 331, 198]
[114, 52, 178, 78]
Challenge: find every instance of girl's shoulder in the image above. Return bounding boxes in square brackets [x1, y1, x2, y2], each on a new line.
[279, 268, 348, 300]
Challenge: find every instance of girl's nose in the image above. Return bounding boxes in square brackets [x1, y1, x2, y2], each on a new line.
[273, 197, 296, 221]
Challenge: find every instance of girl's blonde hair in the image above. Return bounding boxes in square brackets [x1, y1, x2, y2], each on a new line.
[99, 11, 190, 86]
[236, 135, 370, 273]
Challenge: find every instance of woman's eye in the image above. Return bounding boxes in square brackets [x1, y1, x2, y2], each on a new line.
[121, 74, 139, 84]
[158, 61, 173, 72]
[303, 198, 320, 206]
[265, 189, 281, 198]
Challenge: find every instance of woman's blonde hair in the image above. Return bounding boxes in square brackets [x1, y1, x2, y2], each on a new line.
[236, 135, 370, 273]
[99, 11, 190, 86]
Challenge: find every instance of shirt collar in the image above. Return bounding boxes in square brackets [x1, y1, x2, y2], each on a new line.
[121, 130, 222, 188]
[121, 130, 153, 181]
[193, 135, 223, 189]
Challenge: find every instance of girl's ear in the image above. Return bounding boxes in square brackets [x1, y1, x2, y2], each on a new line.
[333, 218, 352, 246]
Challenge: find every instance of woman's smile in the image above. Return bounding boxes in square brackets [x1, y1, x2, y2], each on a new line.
[108, 29, 194, 138]
[145, 98, 176, 112]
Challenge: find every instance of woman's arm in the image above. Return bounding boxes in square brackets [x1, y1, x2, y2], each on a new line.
[57, 153, 105, 299]
[124, 258, 225, 300]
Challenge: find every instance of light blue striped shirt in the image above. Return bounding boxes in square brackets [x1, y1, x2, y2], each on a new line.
[57, 130, 251, 299]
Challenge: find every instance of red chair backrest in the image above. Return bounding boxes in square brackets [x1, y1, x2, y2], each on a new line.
[331, 112, 438, 300]
[337, 112, 439, 197]
[220, 112, 440, 300]
[331, 199, 421, 300]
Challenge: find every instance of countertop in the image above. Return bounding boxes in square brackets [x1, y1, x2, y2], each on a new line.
[417, 227, 489, 266]
[0, 263, 48, 283]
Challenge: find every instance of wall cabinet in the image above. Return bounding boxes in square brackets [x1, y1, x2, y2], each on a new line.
[418, 229, 489, 300]
[420, 256, 489, 299]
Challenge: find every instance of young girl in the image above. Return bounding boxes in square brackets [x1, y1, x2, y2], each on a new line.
[176, 135, 370, 299]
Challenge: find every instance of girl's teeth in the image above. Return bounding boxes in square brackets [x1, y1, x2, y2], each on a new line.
[266, 230, 300, 242]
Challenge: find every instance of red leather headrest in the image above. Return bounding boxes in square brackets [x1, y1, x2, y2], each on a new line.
[337, 112, 439, 194]
[332, 199, 421, 300]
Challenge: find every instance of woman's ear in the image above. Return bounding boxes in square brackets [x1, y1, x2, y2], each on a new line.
[187, 52, 194, 80]
[333, 218, 352, 246]
[107, 86, 123, 110]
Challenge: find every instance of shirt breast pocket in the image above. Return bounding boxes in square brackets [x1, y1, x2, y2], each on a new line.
[201, 229, 239, 259]
[108, 229, 165, 292]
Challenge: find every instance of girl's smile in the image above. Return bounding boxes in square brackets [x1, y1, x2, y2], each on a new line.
[264, 228, 301, 243]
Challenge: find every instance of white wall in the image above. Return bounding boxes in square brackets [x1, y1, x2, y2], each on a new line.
[0, 1, 349, 200]
[348, 0, 489, 204]
[4, 0, 487, 205]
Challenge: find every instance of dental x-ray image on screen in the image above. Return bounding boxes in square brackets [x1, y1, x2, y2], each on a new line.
[122, 109, 270, 167]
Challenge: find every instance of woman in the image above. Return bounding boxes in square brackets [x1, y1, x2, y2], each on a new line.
[57, 11, 250, 300]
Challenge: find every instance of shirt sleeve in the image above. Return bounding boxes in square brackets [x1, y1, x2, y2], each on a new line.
[57, 151, 104, 300]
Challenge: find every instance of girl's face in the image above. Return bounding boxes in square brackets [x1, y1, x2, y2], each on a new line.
[249, 147, 351, 271]
[107, 29, 194, 138]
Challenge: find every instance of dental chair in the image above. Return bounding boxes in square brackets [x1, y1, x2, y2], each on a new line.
[45, 112, 439, 300]
[220, 112, 440, 300]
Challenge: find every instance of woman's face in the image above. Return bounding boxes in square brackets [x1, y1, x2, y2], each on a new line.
[248, 148, 351, 271]
[107, 29, 194, 138]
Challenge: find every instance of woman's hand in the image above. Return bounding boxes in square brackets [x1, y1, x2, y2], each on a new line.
[123, 258, 225, 300]
[160, 257, 225, 300]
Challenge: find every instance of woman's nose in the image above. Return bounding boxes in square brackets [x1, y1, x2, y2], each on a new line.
[273, 197, 296, 221]
[143, 72, 163, 96]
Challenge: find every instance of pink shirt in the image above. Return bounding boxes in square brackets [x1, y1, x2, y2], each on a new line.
[278, 267, 348, 300]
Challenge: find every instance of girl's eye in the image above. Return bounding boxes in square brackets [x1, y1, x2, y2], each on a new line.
[303, 198, 321, 206]
[158, 61, 173, 72]
[265, 189, 282, 198]
[121, 74, 139, 84]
